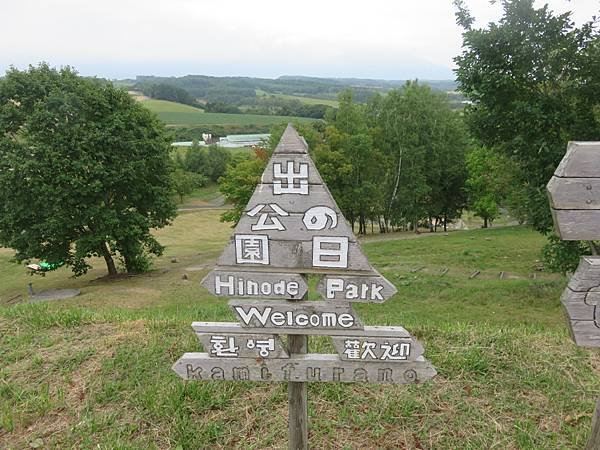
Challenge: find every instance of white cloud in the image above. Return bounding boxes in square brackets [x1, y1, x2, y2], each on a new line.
[0, 0, 597, 79]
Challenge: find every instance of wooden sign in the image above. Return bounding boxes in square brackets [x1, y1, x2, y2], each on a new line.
[548, 142, 600, 449]
[316, 273, 397, 303]
[192, 322, 413, 338]
[201, 270, 308, 299]
[229, 299, 364, 333]
[173, 353, 437, 384]
[547, 142, 600, 240]
[174, 125, 436, 449]
[560, 256, 600, 347]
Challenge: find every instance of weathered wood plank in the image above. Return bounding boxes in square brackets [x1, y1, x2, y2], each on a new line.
[192, 322, 411, 337]
[234, 212, 357, 242]
[316, 274, 397, 303]
[273, 124, 309, 155]
[197, 333, 289, 359]
[549, 210, 600, 240]
[554, 141, 600, 178]
[547, 176, 600, 210]
[229, 299, 363, 333]
[172, 353, 437, 384]
[560, 287, 596, 321]
[585, 396, 600, 450]
[245, 184, 341, 214]
[570, 320, 600, 348]
[217, 237, 372, 272]
[568, 257, 600, 291]
[201, 270, 308, 299]
[332, 336, 424, 362]
[287, 294, 308, 450]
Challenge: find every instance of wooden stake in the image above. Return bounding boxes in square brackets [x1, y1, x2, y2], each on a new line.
[288, 294, 308, 450]
[586, 396, 600, 450]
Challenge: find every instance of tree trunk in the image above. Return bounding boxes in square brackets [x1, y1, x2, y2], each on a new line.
[101, 241, 118, 276]
[483, 217, 488, 229]
[443, 213, 448, 232]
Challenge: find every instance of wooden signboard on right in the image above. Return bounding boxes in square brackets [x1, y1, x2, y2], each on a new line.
[547, 142, 600, 347]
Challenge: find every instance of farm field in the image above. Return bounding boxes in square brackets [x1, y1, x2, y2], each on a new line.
[0, 215, 598, 449]
[141, 98, 316, 127]
[255, 89, 339, 107]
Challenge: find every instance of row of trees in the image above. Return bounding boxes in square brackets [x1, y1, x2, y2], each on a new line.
[316, 86, 470, 234]
[219, 84, 489, 235]
[139, 83, 199, 107]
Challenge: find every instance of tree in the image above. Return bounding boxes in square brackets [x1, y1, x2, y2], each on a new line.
[454, 0, 600, 233]
[315, 91, 385, 235]
[375, 82, 469, 232]
[219, 153, 266, 225]
[172, 169, 207, 203]
[0, 64, 177, 276]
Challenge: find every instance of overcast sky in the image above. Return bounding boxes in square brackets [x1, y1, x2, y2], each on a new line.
[1, 0, 598, 80]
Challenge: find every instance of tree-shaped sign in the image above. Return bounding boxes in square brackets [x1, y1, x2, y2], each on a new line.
[173, 125, 436, 447]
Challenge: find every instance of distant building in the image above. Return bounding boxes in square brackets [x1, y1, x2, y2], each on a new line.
[172, 133, 270, 148]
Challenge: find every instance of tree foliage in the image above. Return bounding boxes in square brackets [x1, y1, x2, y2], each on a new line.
[0, 64, 177, 276]
[454, 0, 600, 232]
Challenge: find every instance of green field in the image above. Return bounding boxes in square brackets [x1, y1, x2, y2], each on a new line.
[142, 99, 205, 113]
[1, 214, 598, 448]
[256, 89, 339, 107]
[141, 98, 316, 127]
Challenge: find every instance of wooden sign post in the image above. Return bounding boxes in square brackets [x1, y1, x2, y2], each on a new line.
[547, 141, 600, 449]
[173, 124, 436, 449]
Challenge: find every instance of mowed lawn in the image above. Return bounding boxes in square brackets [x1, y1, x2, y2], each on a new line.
[140, 99, 316, 127]
[1, 213, 598, 449]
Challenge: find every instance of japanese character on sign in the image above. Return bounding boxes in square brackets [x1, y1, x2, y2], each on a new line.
[247, 203, 289, 231]
[312, 236, 349, 268]
[247, 338, 276, 357]
[235, 235, 269, 265]
[343, 339, 361, 359]
[209, 335, 239, 357]
[273, 161, 309, 195]
[303, 206, 337, 230]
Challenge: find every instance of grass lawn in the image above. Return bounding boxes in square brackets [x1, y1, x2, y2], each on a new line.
[141, 98, 316, 127]
[1, 214, 598, 449]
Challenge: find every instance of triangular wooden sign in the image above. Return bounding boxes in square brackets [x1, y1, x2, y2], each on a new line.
[202, 124, 396, 302]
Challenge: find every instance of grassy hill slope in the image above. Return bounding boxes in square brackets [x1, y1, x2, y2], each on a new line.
[141, 98, 316, 127]
[0, 218, 596, 448]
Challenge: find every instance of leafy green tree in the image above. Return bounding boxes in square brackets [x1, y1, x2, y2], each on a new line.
[172, 169, 208, 203]
[205, 145, 231, 182]
[375, 82, 469, 232]
[454, 0, 600, 233]
[466, 147, 505, 227]
[219, 155, 265, 225]
[315, 92, 385, 234]
[0, 64, 177, 276]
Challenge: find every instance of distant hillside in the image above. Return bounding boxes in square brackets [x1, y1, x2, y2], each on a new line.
[128, 74, 458, 105]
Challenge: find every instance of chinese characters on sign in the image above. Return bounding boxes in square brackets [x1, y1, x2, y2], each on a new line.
[235, 235, 269, 265]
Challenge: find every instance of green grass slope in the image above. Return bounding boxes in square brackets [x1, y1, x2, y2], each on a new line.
[0, 219, 596, 448]
[256, 89, 339, 107]
[141, 98, 316, 127]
